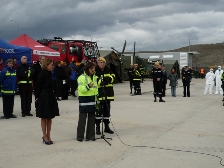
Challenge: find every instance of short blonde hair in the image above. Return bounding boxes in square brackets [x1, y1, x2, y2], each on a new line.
[97, 57, 106, 63]
[42, 58, 53, 70]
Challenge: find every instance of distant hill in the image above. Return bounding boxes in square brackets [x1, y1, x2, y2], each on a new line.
[168, 43, 224, 67]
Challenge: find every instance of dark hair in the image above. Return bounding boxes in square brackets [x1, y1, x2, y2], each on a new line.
[54, 60, 61, 66]
[84, 62, 95, 76]
[42, 58, 53, 70]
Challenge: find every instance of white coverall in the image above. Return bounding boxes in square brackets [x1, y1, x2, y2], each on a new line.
[215, 67, 223, 94]
[204, 70, 215, 94]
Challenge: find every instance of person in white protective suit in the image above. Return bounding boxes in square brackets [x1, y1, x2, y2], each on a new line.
[215, 66, 223, 94]
[204, 68, 215, 94]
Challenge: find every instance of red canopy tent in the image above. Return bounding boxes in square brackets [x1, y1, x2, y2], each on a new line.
[9, 34, 60, 62]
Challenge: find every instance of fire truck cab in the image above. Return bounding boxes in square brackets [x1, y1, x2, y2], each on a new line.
[37, 37, 100, 65]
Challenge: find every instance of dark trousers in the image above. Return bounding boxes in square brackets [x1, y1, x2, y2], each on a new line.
[153, 81, 162, 95]
[19, 84, 32, 115]
[95, 101, 111, 125]
[70, 80, 78, 96]
[129, 79, 133, 88]
[141, 76, 144, 83]
[62, 84, 69, 99]
[162, 83, 166, 96]
[77, 112, 95, 140]
[183, 83, 190, 97]
[133, 80, 141, 94]
[2, 95, 14, 117]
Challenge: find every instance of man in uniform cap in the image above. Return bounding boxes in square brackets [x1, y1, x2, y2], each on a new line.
[181, 65, 192, 97]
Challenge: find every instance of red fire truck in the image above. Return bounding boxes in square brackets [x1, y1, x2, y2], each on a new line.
[37, 37, 100, 65]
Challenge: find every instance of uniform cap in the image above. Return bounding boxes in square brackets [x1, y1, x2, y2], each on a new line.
[97, 57, 106, 63]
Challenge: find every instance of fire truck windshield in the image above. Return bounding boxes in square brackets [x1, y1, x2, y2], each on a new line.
[70, 45, 82, 62]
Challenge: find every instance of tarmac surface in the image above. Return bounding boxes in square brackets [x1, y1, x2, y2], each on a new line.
[1, 78, 224, 168]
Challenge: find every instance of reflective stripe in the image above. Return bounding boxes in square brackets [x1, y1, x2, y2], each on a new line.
[95, 117, 109, 119]
[79, 102, 95, 106]
[1, 90, 15, 94]
[28, 70, 31, 77]
[78, 82, 83, 86]
[5, 72, 16, 76]
[98, 84, 113, 88]
[18, 81, 32, 84]
[98, 96, 114, 100]
[92, 86, 97, 88]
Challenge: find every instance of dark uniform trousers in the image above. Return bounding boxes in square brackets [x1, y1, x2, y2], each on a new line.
[162, 83, 166, 96]
[95, 101, 111, 125]
[77, 112, 95, 140]
[183, 83, 190, 97]
[2, 95, 14, 118]
[153, 81, 162, 96]
[133, 80, 141, 94]
[19, 84, 32, 115]
[129, 79, 133, 89]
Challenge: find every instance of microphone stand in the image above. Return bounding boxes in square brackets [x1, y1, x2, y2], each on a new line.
[96, 75, 112, 146]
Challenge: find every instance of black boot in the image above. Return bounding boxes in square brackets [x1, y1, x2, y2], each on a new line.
[130, 88, 132, 94]
[159, 95, 165, 102]
[154, 94, 157, 102]
[104, 124, 114, 134]
[96, 125, 101, 135]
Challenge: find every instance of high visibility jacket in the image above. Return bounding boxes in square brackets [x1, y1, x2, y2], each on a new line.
[95, 66, 115, 101]
[132, 69, 141, 81]
[200, 68, 205, 74]
[16, 63, 35, 84]
[139, 67, 145, 75]
[0, 66, 17, 95]
[78, 72, 98, 113]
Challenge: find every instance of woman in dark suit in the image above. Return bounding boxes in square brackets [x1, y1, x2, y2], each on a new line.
[35, 58, 59, 145]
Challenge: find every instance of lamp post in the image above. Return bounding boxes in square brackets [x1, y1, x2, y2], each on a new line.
[9, 19, 20, 36]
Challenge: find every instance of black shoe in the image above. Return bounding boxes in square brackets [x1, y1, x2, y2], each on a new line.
[26, 114, 33, 116]
[77, 139, 83, 142]
[10, 114, 17, 118]
[85, 139, 96, 141]
[104, 125, 114, 134]
[159, 99, 165, 102]
[57, 98, 61, 101]
[1, 116, 10, 119]
[183, 96, 186, 97]
[22, 114, 26, 117]
[96, 126, 101, 135]
[154, 99, 157, 102]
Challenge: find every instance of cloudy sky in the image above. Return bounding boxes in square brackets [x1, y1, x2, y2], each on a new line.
[1, 0, 224, 52]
